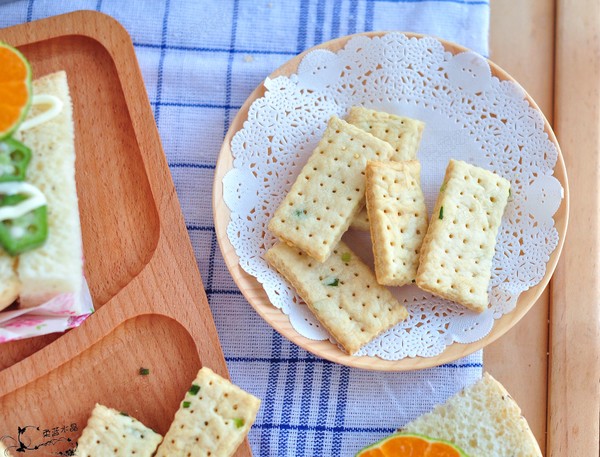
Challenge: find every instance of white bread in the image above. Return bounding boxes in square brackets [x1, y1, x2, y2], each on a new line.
[401, 372, 542, 457]
[0, 255, 19, 311]
[13, 71, 82, 307]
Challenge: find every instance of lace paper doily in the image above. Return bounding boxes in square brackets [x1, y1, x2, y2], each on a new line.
[222, 33, 564, 360]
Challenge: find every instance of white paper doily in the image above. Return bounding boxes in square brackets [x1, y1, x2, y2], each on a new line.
[222, 33, 564, 360]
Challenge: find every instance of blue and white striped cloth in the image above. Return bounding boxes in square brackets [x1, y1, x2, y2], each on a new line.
[0, 1, 489, 455]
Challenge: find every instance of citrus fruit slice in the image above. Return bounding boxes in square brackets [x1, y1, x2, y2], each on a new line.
[0, 42, 32, 139]
[356, 433, 469, 457]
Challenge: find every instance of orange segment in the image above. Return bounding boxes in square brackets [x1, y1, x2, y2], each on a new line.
[427, 442, 462, 457]
[356, 433, 468, 457]
[0, 42, 32, 138]
[382, 435, 429, 455]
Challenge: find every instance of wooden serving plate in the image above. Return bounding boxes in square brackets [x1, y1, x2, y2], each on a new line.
[213, 32, 569, 371]
[0, 12, 252, 457]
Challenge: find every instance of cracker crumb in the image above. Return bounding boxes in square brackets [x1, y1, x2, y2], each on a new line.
[244, 55, 254, 63]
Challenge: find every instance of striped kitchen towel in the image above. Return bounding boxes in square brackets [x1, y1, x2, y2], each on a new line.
[0, 1, 489, 455]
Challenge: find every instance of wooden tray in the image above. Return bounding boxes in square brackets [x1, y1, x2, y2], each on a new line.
[213, 32, 569, 371]
[0, 12, 252, 457]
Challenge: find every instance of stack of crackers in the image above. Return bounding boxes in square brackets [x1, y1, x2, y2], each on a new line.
[76, 367, 261, 457]
[266, 107, 511, 355]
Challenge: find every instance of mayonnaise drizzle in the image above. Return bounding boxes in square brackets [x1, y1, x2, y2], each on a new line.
[18, 94, 63, 131]
[0, 182, 47, 221]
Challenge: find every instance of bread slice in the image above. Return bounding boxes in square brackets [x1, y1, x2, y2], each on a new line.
[13, 71, 83, 307]
[0, 255, 19, 311]
[401, 373, 542, 457]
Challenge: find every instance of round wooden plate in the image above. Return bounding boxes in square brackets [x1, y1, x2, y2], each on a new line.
[213, 32, 569, 371]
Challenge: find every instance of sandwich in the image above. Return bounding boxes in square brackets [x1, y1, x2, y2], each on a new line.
[356, 373, 542, 457]
[0, 44, 82, 312]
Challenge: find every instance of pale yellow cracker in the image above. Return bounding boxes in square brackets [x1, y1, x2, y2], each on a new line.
[155, 367, 261, 457]
[346, 106, 424, 161]
[0, 440, 14, 456]
[366, 160, 428, 286]
[347, 106, 424, 231]
[265, 241, 408, 354]
[76, 404, 163, 457]
[349, 208, 371, 231]
[416, 160, 510, 312]
[268, 116, 395, 262]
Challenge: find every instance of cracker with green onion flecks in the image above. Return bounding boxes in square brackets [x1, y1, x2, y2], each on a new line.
[265, 240, 408, 354]
[366, 160, 428, 286]
[76, 404, 163, 457]
[0, 440, 14, 457]
[416, 160, 510, 312]
[268, 116, 395, 262]
[347, 106, 425, 231]
[155, 367, 261, 457]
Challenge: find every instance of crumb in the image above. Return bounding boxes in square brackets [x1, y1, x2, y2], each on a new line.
[244, 55, 254, 63]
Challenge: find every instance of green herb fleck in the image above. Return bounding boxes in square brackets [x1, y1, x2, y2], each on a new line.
[35, 324, 46, 330]
[189, 384, 201, 395]
[233, 418, 245, 429]
[119, 411, 129, 417]
[440, 182, 447, 192]
[439, 206, 444, 220]
[326, 278, 339, 286]
[508, 188, 512, 200]
[139, 367, 150, 376]
[294, 208, 307, 218]
[183, 401, 191, 409]
[341, 252, 351, 262]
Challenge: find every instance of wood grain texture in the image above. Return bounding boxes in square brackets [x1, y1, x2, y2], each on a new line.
[0, 12, 252, 457]
[213, 31, 569, 371]
[550, 0, 600, 455]
[485, 0, 556, 452]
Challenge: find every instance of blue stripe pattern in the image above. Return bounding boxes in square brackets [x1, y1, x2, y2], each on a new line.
[153, 0, 171, 123]
[0, 1, 490, 455]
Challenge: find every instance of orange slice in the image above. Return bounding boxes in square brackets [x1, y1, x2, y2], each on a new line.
[0, 42, 32, 139]
[356, 433, 469, 457]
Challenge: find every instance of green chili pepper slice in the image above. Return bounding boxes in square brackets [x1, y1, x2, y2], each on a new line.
[0, 138, 31, 182]
[0, 194, 48, 256]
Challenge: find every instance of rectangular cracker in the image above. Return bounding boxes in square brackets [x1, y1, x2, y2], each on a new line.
[76, 404, 163, 457]
[265, 240, 408, 354]
[347, 106, 425, 231]
[349, 207, 371, 231]
[346, 106, 424, 162]
[0, 440, 14, 456]
[416, 160, 510, 312]
[268, 116, 395, 262]
[155, 367, 261, 457]
[366, 160, 428, 286]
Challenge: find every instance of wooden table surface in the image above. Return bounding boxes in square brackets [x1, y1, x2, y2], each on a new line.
[486, 1, 600, 456]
